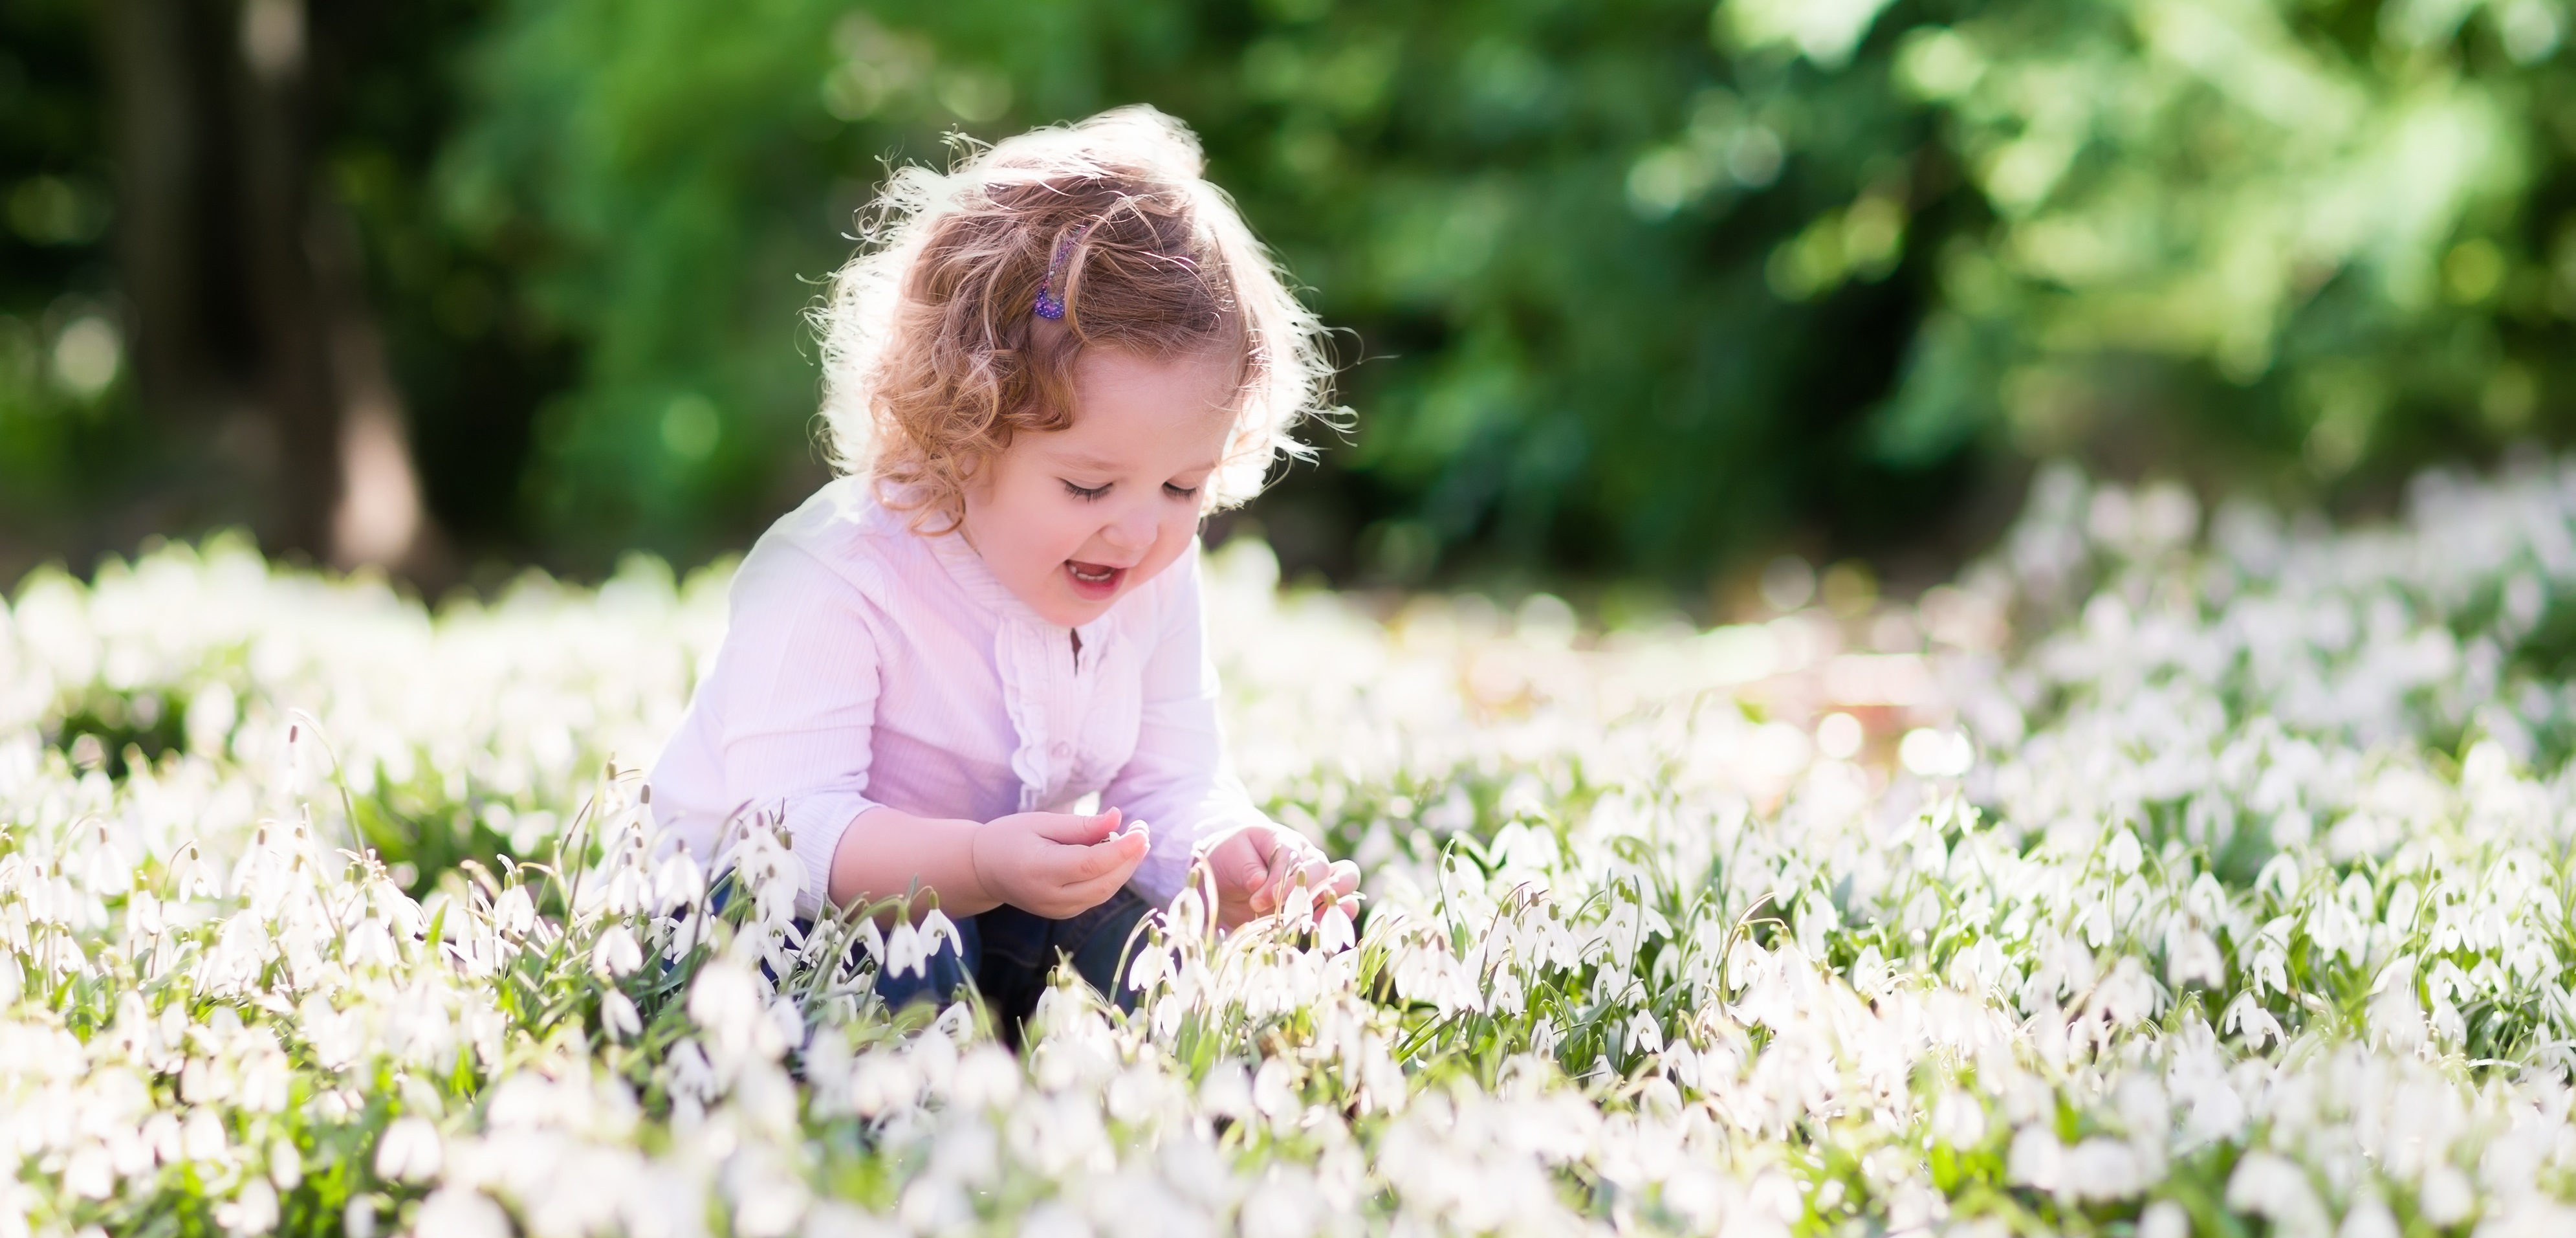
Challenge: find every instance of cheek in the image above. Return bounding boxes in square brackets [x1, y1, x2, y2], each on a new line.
[1146, 505, 1202, 570]
[969, 474, 1073, 570]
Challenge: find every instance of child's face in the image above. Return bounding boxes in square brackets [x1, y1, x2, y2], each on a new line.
[960, 346, 1236, 627]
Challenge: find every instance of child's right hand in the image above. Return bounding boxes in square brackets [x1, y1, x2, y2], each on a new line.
[968, 808, 1149, 919]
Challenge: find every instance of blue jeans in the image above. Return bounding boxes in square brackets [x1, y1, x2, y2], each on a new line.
[710, 876, 1157, 1043]
[876, 889, 1157, 1042]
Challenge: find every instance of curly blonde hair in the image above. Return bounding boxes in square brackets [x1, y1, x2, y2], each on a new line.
[813, 106, 1336, 529]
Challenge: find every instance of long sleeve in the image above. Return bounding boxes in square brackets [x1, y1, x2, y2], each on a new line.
[1102, 545, 1269, 906]
[687, 543, 886, 912]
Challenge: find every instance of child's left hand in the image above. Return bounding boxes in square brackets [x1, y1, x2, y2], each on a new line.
[1194, 823, 1360, 931]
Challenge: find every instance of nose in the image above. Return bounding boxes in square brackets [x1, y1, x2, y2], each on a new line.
[1101, 494, 1159, 555]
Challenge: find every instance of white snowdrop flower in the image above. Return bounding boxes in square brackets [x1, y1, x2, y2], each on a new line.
[601, 990, 642, 1041]
[2366, 958, 2426, 1052]
[375, 1116, 442, 1183]
[591, 925, 643, 978]
[2103, 828, 2143, 876]
[1899, 727, 1974, 778]
[1930, 1090, 1987, 1148]
[1627, 1010, 1664, 1056]
[215, 1178, 279, 1236]
[413, 1188, 510, 1238]
[651, 850, 705, 911]
[1251, 1058, 1302, 1123]
[2226, 1152, 2330, 1238]
[918, 907, 961, 959]
[182, 1109, 230, 1164]
[2165, 925, 2225, 989]
[2337, 1195, 2399, 1238]
[848, 1050, 919, 1118]
[267, 1138, 301, 1190]
[1019, 1202, 1092, 1238]
[2006, 1126, 2062, 1191]
[950, 1045, 1021, 1111]
[1315, 903, 1355, 955]
[881, 920, 925, 980]
[2418, 1164, 2474, 1226]
[2138, 1199, 2189, 1238]
[687, 960, 763, 1039]
[1200, 1061, 1254, 1122]
[2058, 1138, 2144, 1202]
[141, 1111, 182, 1165]
[490, 886, 535, 937]
[61, 1143, 113, 1200]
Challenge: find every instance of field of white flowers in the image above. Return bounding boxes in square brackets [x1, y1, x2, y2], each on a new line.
[8, 459, 2576, 1238]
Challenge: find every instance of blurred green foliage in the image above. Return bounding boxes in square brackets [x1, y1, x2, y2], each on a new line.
[0, 0, 137, 525]
[12, 0, 2576, 591]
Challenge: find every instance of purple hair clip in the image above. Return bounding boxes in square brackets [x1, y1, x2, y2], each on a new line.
[1033, 226, 1087, 320]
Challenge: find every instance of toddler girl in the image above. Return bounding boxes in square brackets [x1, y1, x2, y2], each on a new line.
[649, 107, 1359, 1025]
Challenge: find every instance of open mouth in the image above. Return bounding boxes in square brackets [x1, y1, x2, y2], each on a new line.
[1065, 560, 1127, 597]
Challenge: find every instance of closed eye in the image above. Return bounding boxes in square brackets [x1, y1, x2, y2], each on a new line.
[1163, 482, 1199, 500]
[1062, 479, 1111, 501]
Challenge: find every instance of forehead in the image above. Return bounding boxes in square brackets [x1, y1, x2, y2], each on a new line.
[1042, 348, 1238, 463]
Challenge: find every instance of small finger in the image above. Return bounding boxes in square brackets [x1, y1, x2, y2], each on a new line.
[1075, 841, 1134, 879]
[1070, 863, 1137, 907]
[1283, 857, 1328, 904]
[1033, 808, 1122, 845]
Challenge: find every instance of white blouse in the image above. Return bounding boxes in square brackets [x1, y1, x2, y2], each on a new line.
[648, 477, 1266, 914]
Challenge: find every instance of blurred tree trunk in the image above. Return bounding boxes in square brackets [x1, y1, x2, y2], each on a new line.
[96, 0, 430, 571]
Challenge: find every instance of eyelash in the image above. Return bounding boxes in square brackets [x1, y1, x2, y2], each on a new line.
[1061, 480, 1201, 501]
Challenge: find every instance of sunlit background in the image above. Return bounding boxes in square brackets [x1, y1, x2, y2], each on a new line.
[6, 0, 2576, 608]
